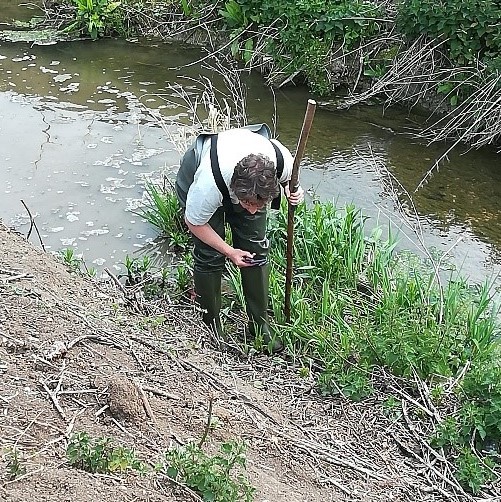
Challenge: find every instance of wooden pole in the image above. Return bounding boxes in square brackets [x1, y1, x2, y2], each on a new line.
[284, 99, 317, 323]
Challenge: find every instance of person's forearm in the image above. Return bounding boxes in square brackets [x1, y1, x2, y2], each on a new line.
[185, 220, 234, 257]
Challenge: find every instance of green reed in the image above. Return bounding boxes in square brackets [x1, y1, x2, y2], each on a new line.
[136, 182, 190, 250]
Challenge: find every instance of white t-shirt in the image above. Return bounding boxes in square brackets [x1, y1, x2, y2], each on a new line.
[185, 128, 293, 226]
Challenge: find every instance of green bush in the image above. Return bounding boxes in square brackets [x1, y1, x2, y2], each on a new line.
[219, 0, 384, 94]
[397, 0, 501, 69]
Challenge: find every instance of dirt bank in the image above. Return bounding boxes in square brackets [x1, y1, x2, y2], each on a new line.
[0, 221, 459, 501]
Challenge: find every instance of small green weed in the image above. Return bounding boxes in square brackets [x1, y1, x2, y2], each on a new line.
[175, 257, 193, 294]
[382, 396, 401, 419]
[5, 448, 26, 480]
[58, 248, 96, 277]
[122, 254, 152, 286]
[161, 440, 255, 502]
[59, 248, 82, 272]
[67, 431, 145, 474]
[455, 449, 496, 494]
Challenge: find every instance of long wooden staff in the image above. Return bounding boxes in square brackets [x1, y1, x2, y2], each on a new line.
[284, 99, 317, 323]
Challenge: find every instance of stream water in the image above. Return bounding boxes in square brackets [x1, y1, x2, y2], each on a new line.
[1, 3, 500, 288]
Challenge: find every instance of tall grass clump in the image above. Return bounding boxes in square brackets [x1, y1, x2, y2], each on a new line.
[267, 200, 499, 387]
[136, 181, 190, 250]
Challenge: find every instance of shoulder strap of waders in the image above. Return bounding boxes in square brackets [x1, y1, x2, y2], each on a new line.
[210, 135, 233, 212]
[270, 141, 283, 210]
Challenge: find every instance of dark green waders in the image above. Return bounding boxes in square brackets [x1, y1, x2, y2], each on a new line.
[175, 145, 226, 339]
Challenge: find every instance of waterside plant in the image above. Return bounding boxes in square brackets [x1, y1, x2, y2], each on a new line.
[138, 191, 501, 493]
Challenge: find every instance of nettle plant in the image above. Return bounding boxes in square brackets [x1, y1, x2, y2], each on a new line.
[67, 431, 145, 473]
[160, 440, 255, 502]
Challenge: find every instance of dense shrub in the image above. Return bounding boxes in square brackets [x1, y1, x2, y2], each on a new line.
[220, 0, 384, 94]
[398, 0, 501, 70]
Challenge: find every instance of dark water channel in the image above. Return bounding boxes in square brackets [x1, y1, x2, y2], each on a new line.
[1, 4, 500, 288]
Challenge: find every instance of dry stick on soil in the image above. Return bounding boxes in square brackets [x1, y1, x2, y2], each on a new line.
[129, 334, 281, 426]
[2, 273, 32, 282]
[156, 476, 204, 502]
[39, 379, 67, 422]
[281, 434, 386, 481]
[197, 393, 215, 448]
[142, 385, 180, 401]
[392, 435, 468, 499]
[20, 199, 46, 252]
[104, 267, 127, 294]
[134, 378, 157, 424]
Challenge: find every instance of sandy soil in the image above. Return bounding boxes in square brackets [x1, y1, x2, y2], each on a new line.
[0, 222, 471, 502]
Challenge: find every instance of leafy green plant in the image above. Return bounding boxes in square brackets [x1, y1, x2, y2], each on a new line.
[59, 248, 83, 272]
[5, 448, 26, 480]
[121, 254, 152, 286]
[180, 0, 193, 16]
[382, 396, 402, 419]
[219, 0, 249, 28]
[455, 449, 495, 494]
[397, 0, 501, 69]
[175, 257, 193, 294]
[67, 432, 144, 473]
[216, 0, 383, 95]
[260, 199, 501, 491]
[161, 440, 255, 502]
[64, 0, 123, 39]
[137, 182, 190, 250]
[137, 187, 501, 492]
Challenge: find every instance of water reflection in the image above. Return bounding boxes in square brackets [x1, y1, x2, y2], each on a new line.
[0, 36, 499, 287]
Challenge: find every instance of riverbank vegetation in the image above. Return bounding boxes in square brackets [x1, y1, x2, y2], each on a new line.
[101, 70, 501, 495]
[41, 0, 501, 163]
[139, 178, 501, 496]
[30, 0, 501, 496]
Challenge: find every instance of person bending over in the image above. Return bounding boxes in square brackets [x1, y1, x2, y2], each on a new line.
[175, 126, 303, 353]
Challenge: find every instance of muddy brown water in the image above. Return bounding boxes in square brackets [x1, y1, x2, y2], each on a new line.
[0, 4, 500, 289]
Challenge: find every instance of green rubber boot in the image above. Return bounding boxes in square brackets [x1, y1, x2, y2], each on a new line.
[240, 264, 284, 354]
[193, 270, 224, 339]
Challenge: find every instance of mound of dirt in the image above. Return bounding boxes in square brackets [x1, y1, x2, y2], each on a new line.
[0, 222, 459, 501]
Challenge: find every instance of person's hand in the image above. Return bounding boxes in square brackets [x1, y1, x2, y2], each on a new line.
[284, 183, 305, 206]
[227, 248, 255, 268]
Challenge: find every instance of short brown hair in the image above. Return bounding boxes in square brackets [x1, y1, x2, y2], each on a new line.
[230, 154, 280, 203]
